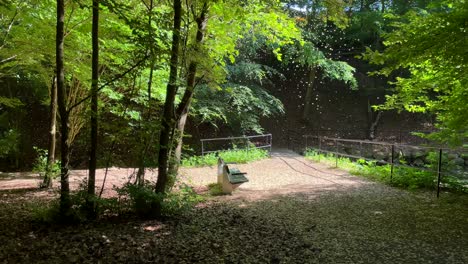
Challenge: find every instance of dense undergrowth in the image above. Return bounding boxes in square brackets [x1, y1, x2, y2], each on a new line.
[304, 149, 467, 193]
[30, 180, 205, 223]
[182, 148, 269, 167]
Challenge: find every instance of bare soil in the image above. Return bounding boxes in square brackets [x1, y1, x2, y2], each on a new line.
[1, 150, 467, 263]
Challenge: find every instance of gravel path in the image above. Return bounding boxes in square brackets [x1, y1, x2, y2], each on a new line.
[1, 150, 467, 263]
[179, 149, 374, 200]
[0, 149, 390, 198]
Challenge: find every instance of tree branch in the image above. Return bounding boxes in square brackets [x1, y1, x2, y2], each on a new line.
[0, 55, 17, 64]
[0, 9, 18, 50]
[68, 54, 149, 112]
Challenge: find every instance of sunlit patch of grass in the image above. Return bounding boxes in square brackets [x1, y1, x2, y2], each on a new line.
[182, 148, 269, 167]
[207, 183, 224, 196]
[304, 149, 467, 193]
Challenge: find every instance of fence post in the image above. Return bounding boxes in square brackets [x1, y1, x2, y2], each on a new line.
[437, 148, 443, 198]
[201, 140, 204, 156]
[305, 135, 308, 151]
[269, 134, 272, 154]
[335, 139, 338, 168]
[245, 136, 250, 155]
[390, 144, 395, 182]
[318, 137, 322, 162]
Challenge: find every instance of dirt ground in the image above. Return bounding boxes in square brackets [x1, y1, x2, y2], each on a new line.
[0, 149, 370, 200]
[1, 150, 467, 263]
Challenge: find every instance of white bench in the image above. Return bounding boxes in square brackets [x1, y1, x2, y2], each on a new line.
[217, 158, 248, 194]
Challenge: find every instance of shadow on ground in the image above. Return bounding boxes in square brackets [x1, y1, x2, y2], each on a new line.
[1, 182, 467, 264]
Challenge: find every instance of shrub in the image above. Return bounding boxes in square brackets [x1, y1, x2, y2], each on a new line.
[32, 147, 61, 185]
[116, 181, 204, 218]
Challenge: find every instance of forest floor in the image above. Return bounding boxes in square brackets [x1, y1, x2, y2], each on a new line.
[1, 150, 467, 263]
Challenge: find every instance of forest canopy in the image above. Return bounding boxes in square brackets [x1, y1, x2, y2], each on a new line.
[363, 0, 468, 146]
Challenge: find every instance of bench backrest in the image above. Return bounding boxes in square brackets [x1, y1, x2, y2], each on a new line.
[218, 157, 234, 175]
[218, 157, 225, 176]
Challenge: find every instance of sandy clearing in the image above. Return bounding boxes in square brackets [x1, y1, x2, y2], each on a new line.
[1, 150, 373, 200]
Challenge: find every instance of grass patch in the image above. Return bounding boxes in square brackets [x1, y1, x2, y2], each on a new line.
[304, 149, 467, 193]
[207, 182, 224, 196]
[182, 148, 268, 167]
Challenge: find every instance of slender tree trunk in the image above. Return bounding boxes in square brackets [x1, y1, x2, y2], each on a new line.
[168, 4, 208, 176]
[367, 97, 382, 140]
[302, 67, 316, 121]
[136, 0, 155, 185]
[155, 0, 182, 196]
[56, 0, 70, 217]
[88, 0, 99, 213]
[42, 76, 57, 188]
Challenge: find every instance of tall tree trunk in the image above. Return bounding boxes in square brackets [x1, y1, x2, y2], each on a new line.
[135, 0, 155, 185]
[42, 76, 57, 188]
[302, 67, 316, 121]
[367, 97, 382, 140]
[168, 4, 208, 176]
[88, 0, 99, 212]
[56, 0, 70, 217]
[155, 0, 182, 196]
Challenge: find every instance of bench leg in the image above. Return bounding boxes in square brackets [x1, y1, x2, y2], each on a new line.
[222, 176, 245, 194]
[222, 175, 234, 194]
[217, 164, 224, 185]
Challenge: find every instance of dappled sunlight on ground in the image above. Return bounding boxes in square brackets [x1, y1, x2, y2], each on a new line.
[0, 151, 467, 263]
[180, 149, 373, 201]
[1, 150, 372, 201]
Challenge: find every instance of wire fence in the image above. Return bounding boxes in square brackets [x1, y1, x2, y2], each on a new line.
[200, 134, 272, 156]
[303, 135, 468, 197]
[305, 129, 437, 144]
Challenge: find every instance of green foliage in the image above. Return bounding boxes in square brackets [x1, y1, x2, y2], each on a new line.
[182, 148, 269, 167]
[116, 181, 204, 218]
[162, 183, 205, 216]
[30, 188, 119, 224]
[304, 149, 467, 192]
[0, 97, 23, 108]
[0, 129, 19, 158]
[207, 182, 224, 196]
[193, 83, 284, 133]
[30, 200, 61, 223]
[116, 181, 163, 217]
[32, 147, 60, 178]
[286, 42, 357, 89]
[0, 96, 22, 159]
[363, 0, 468, 146]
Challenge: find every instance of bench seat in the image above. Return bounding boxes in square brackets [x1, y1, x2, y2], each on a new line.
[217, 157, 249, 194]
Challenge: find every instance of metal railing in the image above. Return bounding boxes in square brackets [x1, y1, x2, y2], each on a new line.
[305, 129, 437, 144]
[303, 135, 467, 197]
[201, 134, 273, 156]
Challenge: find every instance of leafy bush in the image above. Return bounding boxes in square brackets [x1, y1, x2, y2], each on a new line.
[116, 181, 162, 217]
[162, 183, 205, 216]
[32, 147, 60, 179]
[0, 129, 20, 158]
[182, 148, 268, 167]
[116, 181, 204, 218]
[30, 200, 61, 223]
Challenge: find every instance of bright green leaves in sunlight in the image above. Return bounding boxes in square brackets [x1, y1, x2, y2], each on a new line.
[363, 0, 468, 146]
[288, 42, 357, 88]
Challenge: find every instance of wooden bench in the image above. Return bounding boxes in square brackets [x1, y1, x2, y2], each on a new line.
[217, 158, 248, 194]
